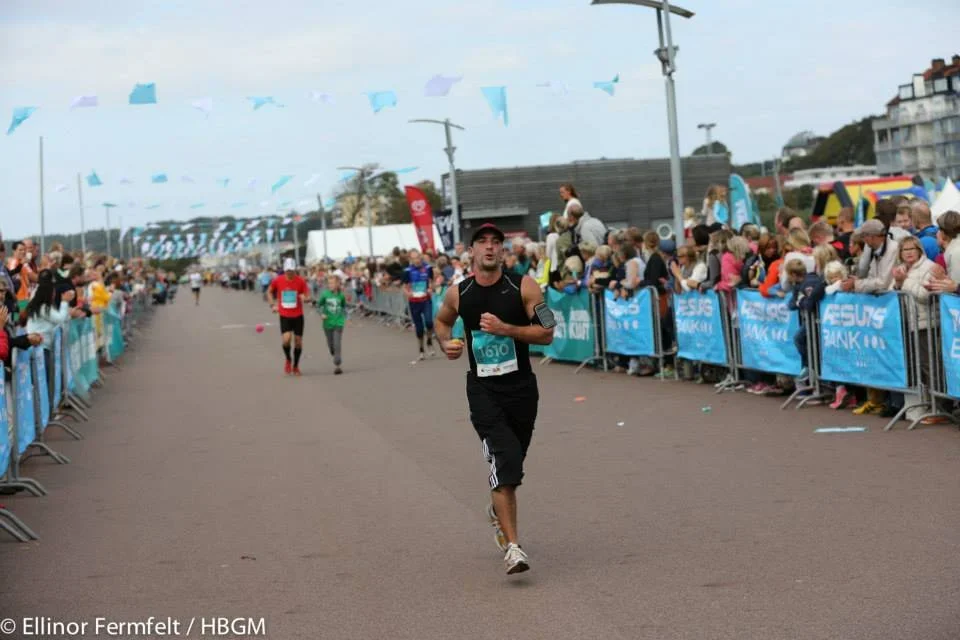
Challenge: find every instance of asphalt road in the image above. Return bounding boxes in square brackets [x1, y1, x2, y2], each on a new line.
[2, 287, 959, 640]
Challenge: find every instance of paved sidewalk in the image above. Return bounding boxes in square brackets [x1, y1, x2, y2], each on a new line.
[2, 288, 958, 640]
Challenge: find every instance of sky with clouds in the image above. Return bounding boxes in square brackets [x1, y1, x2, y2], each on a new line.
[1, 0, 957, 239]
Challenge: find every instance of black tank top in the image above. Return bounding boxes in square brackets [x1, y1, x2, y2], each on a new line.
[458, 271, 533, 382]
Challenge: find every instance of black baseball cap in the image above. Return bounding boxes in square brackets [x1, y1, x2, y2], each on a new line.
[471, 223, 505, 245]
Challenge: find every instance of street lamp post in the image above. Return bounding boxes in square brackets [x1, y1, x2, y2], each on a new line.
[39, 136, 46, 255]
[316, 194, 328, 261]
[409, 118, 465, 248]
[76, 173, 87, 255]
[104, 204, 113, 257]
[337, 165, 381, 258]
[591, 0, 694, 239]
[697, 122, 716, 155]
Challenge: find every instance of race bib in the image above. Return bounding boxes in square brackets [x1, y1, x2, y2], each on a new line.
[281, 290, 298, 309]
[412, 280, 428, 295]
[471, 330, 518, 377]
[325, 298, 341, 313]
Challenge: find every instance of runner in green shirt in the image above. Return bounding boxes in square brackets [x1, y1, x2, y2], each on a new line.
[317, 275, 346, 374]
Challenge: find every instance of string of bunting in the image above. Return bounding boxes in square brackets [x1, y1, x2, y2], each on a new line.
[131, 212, 314, 259]
[6, 73, 621, 135]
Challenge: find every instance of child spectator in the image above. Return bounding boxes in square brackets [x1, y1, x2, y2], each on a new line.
[786, 258, 824, 384]
[317, 275, 347, 375]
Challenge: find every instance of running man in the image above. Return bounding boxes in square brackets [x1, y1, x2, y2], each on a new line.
[189, 269, 202, 305]
[267, 258, 311, 376]
[317, 274, 346, 375]
[402, 249, 436, 359]
[258, 267, 273, 302]
[435, 223, 554, 575]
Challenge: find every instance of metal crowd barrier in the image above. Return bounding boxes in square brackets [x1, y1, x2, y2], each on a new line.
[364, 285, 411, 328]
[573, 291, 608, 374]
[574, 287, 674, 376]
[714, 291, 743, 393]
[914, 294, 960, 429]
[543, 283, 957, 433]
[0, 289, 152, 542]
[781, 292, 927, 431]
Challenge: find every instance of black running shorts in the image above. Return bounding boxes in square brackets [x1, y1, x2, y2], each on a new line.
[466, 372, 539, 489]
[279, 315, 305, 336]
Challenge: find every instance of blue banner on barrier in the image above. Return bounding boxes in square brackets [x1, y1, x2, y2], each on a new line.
[604, 289, 655, 356]
[53, 328, 63, 408]
[82, 318, 98, 383]
[737, 289, 802, 376]
[819, 292, 907, 389]
[15, 350, 36, 457]
[68, 320, 88, 397]
[0, 368, 10, 475]
[34, 349, 50, 430]
[545, 288, 595, 362]
[674, 290, 728, 365]
[940, 295, 960, 398]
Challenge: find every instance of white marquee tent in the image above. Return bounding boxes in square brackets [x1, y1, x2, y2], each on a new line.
[304, 224, 443, 263]
[932, 179, 960, 224]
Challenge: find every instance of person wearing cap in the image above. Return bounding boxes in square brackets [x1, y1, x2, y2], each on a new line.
[267, 258, 312, 376]
[839, 219, 899, 293]
[401, 249, 436, 359]
[434, 222, 554, 576]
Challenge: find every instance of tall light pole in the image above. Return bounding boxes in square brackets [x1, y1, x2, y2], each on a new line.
[103, 202, 117, 257]
[591, 0, 693, 239]
[337, 165, 380, 257]
[409, 118, 465, 247]
[697, 122, 716, 155]
[76, 173, 87, 256]
[316, 194, 328, 261]
[39, 136, 46, 255]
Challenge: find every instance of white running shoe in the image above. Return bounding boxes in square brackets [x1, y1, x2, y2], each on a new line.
[504, 543, 530, 575]
[418, 350, 426, 361]
[486, 503, 508, 552]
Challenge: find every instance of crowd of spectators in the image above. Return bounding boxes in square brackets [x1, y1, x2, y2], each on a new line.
[1, 237, 167, 404]
[200, 182, 960, 423]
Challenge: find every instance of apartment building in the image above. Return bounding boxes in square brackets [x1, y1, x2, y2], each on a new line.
[873, 55, 960, 178]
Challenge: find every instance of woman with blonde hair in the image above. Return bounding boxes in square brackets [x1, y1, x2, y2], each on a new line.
[812, 244, 839, 275]
[698, 229, 731, 292]
[779, 228, 816, 288]
[717, 235, 750, 294]
[887, 236, 946, 424]
[701, 185, 729, 226]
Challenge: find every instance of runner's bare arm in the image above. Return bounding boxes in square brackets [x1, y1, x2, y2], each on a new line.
[478, 276, 554, 345]
[435, 285, 463, 360]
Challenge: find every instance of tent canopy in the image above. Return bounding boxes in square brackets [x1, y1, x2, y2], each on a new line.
[932, 180, 960, 223]
[304, 224, 444, 263]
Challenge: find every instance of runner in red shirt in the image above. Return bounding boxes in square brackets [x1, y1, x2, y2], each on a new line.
[268, 258, 311, 376]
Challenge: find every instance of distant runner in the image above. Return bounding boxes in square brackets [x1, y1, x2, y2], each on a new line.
[402, 249, 436, 360]
[189, 270, 202, 305]
[317, 274, 347, 375]
[435, 223, 554, 575]
[267, 258, 311, 376]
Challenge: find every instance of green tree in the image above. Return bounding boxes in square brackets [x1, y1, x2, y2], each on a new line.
[692, 141, 729, 156]
[414, 180, 443, 211]
[785, 117, 878, 171]
[334, 166, 409, 226]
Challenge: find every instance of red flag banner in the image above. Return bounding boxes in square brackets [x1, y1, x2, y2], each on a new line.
[405, 186, 435, 253]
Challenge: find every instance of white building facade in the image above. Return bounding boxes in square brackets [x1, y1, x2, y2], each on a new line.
[873, 56, 960, 178]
